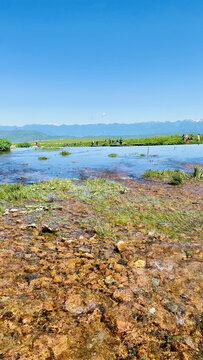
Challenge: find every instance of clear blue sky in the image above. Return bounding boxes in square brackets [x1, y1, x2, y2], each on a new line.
[0, 0, 203, 125]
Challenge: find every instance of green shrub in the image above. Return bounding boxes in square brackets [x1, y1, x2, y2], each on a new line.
[108, 153, 117, 157]
[140, 153, 146, 157]
[170, 172, 183, 185]
[38, 156, 48, 160]
[0, 138, 11, 151]
[60, 151, 71, 156]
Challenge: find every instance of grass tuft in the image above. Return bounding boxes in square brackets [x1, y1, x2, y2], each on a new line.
[60, 151, 71, 156]
[108, 153, 117, 157]
[193, 166, 203, 179]
[169, 172, 183, 185]
[38, 156, 48, 160]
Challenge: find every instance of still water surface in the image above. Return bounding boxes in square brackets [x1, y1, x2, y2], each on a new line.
[0, 145, 202, 184]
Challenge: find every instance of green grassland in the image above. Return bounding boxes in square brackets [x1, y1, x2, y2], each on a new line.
[29, 135, 202, 148]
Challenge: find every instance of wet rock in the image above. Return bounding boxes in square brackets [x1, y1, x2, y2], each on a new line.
[114, 241, 125, 252]
[21, 223, 37, 229]
[65, 294, 96, 315]
[51, 335, 69, 359]
[135, 259, 146, 268]
[165, 301, 185, 314]
[148, 307, 156, 315]
[113, 288, 134, 302]
[116, 320, 132, 333]
[65, 294, 85, 315]
[2, 310, 14, 319]
[25, 273, 37, 285]
[151, 277, 160, 287]
[40, 224, 58, 234]
[83, 252, 94, 259]
[104, 275, 116, 286]
[117, 259, 127, 265]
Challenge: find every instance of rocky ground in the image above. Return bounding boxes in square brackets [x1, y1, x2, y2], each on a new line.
[0, 173, 202, 360]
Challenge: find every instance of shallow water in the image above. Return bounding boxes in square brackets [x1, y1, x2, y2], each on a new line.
[0, 144, 202, 184]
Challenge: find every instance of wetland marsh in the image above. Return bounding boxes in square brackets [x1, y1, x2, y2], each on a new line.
[0, 144, 202, 359]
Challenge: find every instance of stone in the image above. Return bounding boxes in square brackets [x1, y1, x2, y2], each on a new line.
[117, 259, 127, 265]
[148, 307, 156, 315]
[113, 288, 134, 302]
[115, 241, 126, 252]
[116, 320, 132, 333]
[25, 273, 37, 285]
[105, 275, 116, 286]
[83, 252, 94, 259]
[135, 259, 146, 268]
[65, 294, 85, 315]
[165, 301, 179, 313]
[151, 278, 160, 287]
[40, 224, 58, 233]
[50, 335, 69, 359]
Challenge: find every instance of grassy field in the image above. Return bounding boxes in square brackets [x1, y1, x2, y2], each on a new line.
[28, 134, 203, 148]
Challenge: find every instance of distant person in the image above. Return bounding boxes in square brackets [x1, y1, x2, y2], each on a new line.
[96, 141, 99, 146]
[119, 138, 123, 145]
[190, 134, 193, 142]
[197, 134, 200, 144]
[35, 140, 39, 146]
[182, 134, 185, 141]
[91, 141, 94, 147]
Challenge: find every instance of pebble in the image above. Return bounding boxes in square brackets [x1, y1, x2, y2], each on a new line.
[151, 278, 160, 287]
[165, 301, 179, 313]
[105, 276, 116, 286]
[135, 259, 146, 268]
[117, 259, 127, 265]
[149, 307, 156, 315]
[115, 241, 126, 252]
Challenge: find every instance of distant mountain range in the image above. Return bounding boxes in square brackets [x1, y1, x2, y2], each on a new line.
[0, 120, 202, 142]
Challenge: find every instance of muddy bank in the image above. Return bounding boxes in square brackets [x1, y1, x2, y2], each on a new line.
[0, 175, 202, 359]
